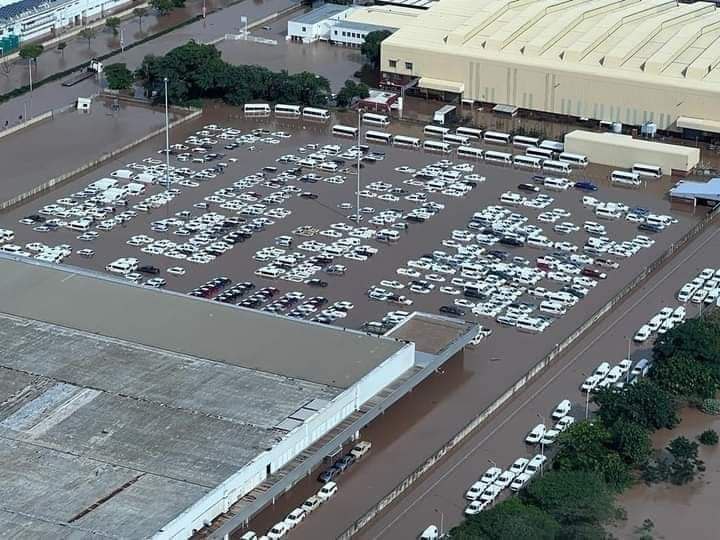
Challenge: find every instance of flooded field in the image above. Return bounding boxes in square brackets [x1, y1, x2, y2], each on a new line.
[615, 407, 720, 540]
[0, 98, 181, 205]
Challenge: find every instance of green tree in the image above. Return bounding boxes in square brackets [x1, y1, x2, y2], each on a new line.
[553, 421, 632, 491]
[699, 429, 719, 446]
[650, 352, 718, 399]
[653, 316, 720, 365]
[361, 30, 392, 67]
[57, 41, 67, 58]
[104, 63, 134, 90]
[449, 498, 560, 540]
[150, 0, 175, 15]
[134, 7, 148, 31]
[667, 436, 702, 485]
[522, 470, 615, 529]
[594, 379, 679, 431]
[336, 79, 370, 107]
[79, 27, 97, 49]
[105, 16, 121, 35]
[609, 421, 652, 466]
[18, 44, 44, 68]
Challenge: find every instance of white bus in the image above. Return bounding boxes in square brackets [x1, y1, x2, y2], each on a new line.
[456, 126, 483, 140]
[484, 150, 512, 165]
[483, 131, 511, 145]
[559, 152, 589, 167]
[443, 133, 471, 145]
[632, 163, 662, 178]
[302, 107, 331, 120]
[393, 135, 421, 148]
[423, 140, 452, 153]
[362, 113, 390, 127]
[539, 139, 564, 154]
[365, 130, 393, 144]
[610, 170, 641, 186]
[542, 160, 572, 174]
[332, 124, 358, 138]
[244, 103, 271, 115]
[513, 154, 542, 169]
[512, 135, 540, 148]
[457, 145, 484, 160]
[274, 104, 301, 116]
[424, 125, 450, 138]
[526, 147, 554, 160]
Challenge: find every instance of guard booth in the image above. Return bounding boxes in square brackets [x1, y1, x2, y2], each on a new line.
[76, 97, 91, 112]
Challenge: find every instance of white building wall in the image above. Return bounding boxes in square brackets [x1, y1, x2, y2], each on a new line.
[154, 342, 415, 540]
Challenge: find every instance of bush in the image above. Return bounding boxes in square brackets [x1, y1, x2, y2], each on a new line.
[699, 429, 719, 446]
[701, 398, 720, 415]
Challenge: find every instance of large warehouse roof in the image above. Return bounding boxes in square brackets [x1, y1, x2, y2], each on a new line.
[0, 257, 406, 388]
[0, 257, 412, 538]
[385, 0, 720, 87]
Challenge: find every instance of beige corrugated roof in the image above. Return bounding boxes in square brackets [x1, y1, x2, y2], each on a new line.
[384, 0, 720, 87]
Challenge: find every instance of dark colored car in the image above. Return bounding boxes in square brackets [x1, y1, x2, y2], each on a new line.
[318, 466, 341, 483]
[335, 454, 356, 471]
[518, 183, 540, 192]
[638, 222, 663, 233]
[300, 192, 319, 200]
[138, 265, 160, 274]
[306, 279, 328, 288]
[574, 181, 598, 191]
[499, 237, 524, 247]
[439, 305, 465, 317]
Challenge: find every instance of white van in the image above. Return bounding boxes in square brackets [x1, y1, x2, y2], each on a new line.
[0, 228, 15, 243]
[67, 218, 93, 232]
[419, 525, 439, 540]
[126, 182, 146, 196]
[546, 291, 578, 306]
[377, 229, 400, 242]
[110, 169, 134, 180]
[540, 300, 567, 316]
[105, 257, 139, 275]
[254, 266, 284, 279]
[595, 207, 622, 220]
[500, 191, 523, 205]
[543, 177, 570, 191]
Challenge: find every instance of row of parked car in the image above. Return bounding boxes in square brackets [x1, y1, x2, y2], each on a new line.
[677, 267, 720, 305]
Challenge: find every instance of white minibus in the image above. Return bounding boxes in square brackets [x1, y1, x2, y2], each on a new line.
[539, 139, 564, 153]
[244, 103, 271, 115]
[362, 113, 390, 127]
[484, 150, 512, 165]
[302, 107, 331, 120]
[483, 131, 511, 145]
[393, 135, 421, 148]
[513, 155, 542, 169]
[456, 126, 482, 139]
[365, 130, 393, 144]
[423, 140, 452, 153]
[332, 124, 358, 138]
[274, 104, 301, 116]
[632, 163, 662, 178]
[424, 125, 450, 138]
[610, 170, 641, 187]
[512, 135, 540, 148]
[559, 152, 589, 167]
[457, 146, 483, 159]
[542, 160, 572, 174]
[526, 147, 554, 160]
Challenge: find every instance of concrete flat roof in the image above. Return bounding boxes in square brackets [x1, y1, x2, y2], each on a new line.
[0, 312, 340, 538]
[0, 257, 406, 388]
[565, 130, 700, 159]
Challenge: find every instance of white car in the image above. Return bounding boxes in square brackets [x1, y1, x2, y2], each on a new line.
[551, 399, 572, 420]
[525, 424, 546, 444]
[525, 454, 547, 475]
[633, 325, 652, 343]
[464, 499, 490, 515]
[266, 522, 287, 539]
[494, 470, 516, 489]
[284, 508, 306, 529]
[480, 466, 502, 484]
[593, 361, 611, 378]
[479, 484, 502, 503]
[465, 480, 489, 500]
[581, 374, 601, 392]
[540, 429, 560, 446]
[509, 458, 529, 476]
[671, 306, 686, 323]
[317, 481, 338, 501]
[510, 472, 532, 492]
[554, 415, 575, 432]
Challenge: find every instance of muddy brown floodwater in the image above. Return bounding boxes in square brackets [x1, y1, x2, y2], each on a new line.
[614, 408, 720, 540]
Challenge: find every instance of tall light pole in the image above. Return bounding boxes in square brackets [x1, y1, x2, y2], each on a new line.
[28, 59, 33, 119]
[356, 107, 365, 223]
[164, 77, 171, 220]
[582, 372, 590, 419]
[537, 413, 546, 476]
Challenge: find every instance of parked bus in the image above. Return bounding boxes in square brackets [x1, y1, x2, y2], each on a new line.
[483, 131, 511, 145]
[457, 145, 484, 160]
[443, 133, 471, 145]
[362, 113, 390, 127]
[456, 126, 483, 140]
[365, 130, 393, 144]
[423, 140, 452, 153]
[484, 150, 512, 165]
[542, 160, 572, 174]
[513, 154, 542, 169]
[512, 135, 540, 148]
[274, 103, 301, 116]
[632, 163, 662, 178]
[610, 170, 641, 186]
[558, 152, 589, 167]
[244, 103, 271, 115]
[424, 125, 450, 138]
[526, 146, 554, 160]
[393, 135, 421, 148]
[332, 124, 358, 138]
[539, 139, 564, 154]
[302, 107, 331, 120]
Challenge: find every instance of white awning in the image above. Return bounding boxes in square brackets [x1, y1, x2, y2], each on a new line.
[677, 116, 720, 134]
[419, 77, 465, 94]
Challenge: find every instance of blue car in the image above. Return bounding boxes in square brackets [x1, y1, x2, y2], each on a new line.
[574, 181, 598, 191]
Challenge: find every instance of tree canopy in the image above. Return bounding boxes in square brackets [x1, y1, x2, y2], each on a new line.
[104, 63, 134, 90]
[650, 352, 719, 399]
[449, 498, 560, 540]
[138, 41, 330, 107]
[361, 30, 392, 67]
[653, 316, 720, 366]
[336, 79, 369, 107]
[594, 379, 679, 431]
[19, 44, 43, 63]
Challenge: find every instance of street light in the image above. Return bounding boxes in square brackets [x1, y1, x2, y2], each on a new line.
[356, 107, 365, 224]
[537, 413, 546, 475]
[163, 76, 171, 183]
[582, 372, 591, 419]
[434, 508, 444, 537]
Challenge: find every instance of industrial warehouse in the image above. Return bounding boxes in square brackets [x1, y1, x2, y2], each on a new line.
[0, 256, 474, 538]
[381, 0, 720, 133]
